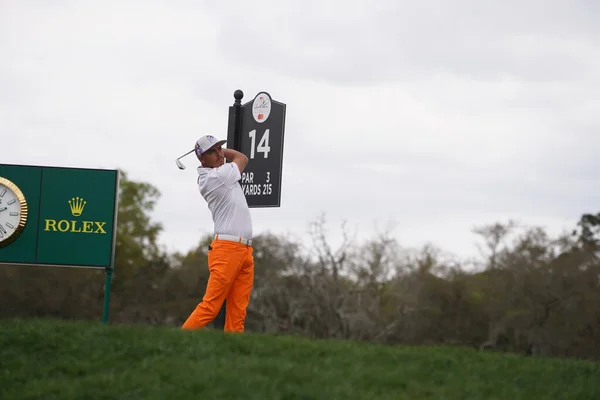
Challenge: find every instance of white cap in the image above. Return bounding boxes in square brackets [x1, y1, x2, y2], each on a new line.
[194, 135, 226, 157]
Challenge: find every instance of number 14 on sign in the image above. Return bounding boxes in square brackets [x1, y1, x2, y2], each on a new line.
[248, 129, 271, 159]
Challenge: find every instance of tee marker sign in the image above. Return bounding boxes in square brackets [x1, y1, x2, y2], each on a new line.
[227, 90, 286, 208]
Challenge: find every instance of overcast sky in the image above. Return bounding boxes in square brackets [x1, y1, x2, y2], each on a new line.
[1, 0, 599, 263]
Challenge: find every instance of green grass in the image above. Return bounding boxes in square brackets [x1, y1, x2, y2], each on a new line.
[1, 318, 599, 399]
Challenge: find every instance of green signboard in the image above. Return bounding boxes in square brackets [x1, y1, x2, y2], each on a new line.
[0, 163, 119, 322]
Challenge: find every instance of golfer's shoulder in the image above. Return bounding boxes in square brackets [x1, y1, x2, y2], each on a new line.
[198, 164, 239, 187]
[197, 167, 217, 184]
[215, 163, 240, 179]
[218, 162, 239, 172]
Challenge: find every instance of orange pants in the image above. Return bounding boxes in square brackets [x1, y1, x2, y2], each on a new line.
[182, 239, 254, 332]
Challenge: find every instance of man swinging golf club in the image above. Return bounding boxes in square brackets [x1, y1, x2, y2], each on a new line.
[180, 134, 254, 333]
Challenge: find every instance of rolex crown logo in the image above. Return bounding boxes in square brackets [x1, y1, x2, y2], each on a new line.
[68, 197, 87, 217]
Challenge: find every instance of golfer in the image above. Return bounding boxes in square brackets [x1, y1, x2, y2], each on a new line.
[182, 134, 254, 333]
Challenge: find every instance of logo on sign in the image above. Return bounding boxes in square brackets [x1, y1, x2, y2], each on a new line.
[44, 197, 107, 234]
[252, 93, 271, 123]
[68, 196, 87, 216]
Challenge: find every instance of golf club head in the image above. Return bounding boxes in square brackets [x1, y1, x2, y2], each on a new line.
[175, 148, 195, 170]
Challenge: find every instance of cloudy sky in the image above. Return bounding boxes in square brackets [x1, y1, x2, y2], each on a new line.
[1, 0, 599, 262]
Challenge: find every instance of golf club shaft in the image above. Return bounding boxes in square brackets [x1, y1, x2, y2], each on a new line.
[178, 149, 195, 160]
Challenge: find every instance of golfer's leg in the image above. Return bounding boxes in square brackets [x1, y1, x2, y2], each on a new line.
[224, 247, 255, 333]
[182, 242, 242, 330]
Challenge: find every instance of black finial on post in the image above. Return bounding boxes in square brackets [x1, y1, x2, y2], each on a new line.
[234, 89, 244, 105]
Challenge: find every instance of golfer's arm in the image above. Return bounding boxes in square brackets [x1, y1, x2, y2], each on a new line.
[223, 148, 248, 173]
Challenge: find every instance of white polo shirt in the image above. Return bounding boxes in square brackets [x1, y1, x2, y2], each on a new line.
[197, 162, 252, 239]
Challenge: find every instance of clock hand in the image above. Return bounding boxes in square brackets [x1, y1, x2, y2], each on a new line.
[0, 207, 7, 212]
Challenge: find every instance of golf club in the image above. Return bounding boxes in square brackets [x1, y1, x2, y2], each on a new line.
[175, 149, 195, 170]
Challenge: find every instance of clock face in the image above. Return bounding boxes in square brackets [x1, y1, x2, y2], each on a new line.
[0, 177, 28, 248]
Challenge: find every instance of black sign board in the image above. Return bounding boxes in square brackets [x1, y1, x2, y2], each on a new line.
[226, 90, 286, 208]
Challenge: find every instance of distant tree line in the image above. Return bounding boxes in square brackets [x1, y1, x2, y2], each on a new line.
[1, 171, 599, 361]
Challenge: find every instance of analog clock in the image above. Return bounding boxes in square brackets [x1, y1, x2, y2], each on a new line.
[0, 177, 28, 248]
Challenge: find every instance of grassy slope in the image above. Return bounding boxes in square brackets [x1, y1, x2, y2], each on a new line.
[0, 318, 599, 400]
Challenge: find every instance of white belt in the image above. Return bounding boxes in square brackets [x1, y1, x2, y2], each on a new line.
[214, 234, 252, 246]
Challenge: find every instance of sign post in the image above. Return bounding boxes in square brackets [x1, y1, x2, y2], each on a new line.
[0, 163, 119, 324]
